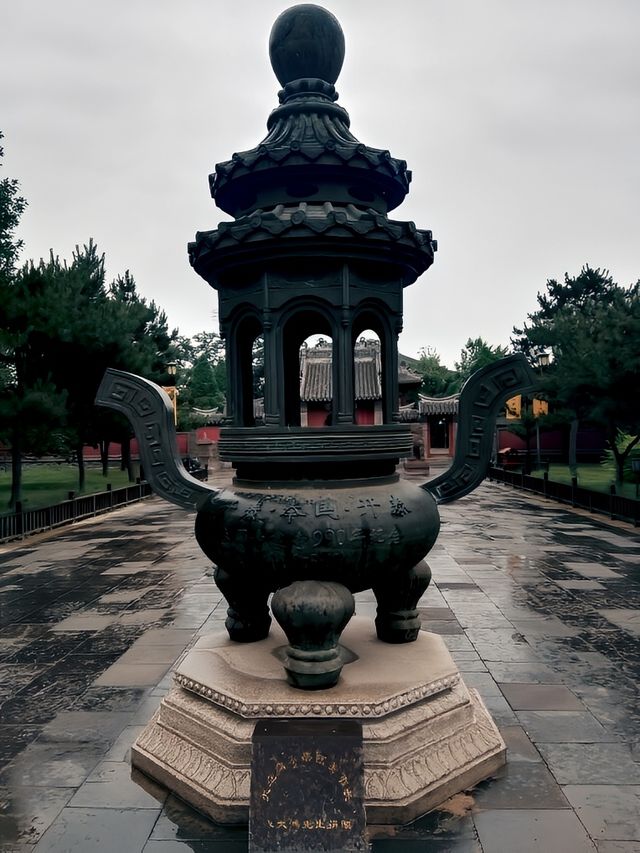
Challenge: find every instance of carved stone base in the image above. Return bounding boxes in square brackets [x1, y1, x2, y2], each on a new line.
[132, 618, 505, 825]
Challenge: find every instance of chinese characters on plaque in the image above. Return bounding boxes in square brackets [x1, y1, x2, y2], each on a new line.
[250, 719, 366, 852]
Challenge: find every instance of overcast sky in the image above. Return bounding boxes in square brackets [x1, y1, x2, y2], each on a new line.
[2, 0, 639, 367]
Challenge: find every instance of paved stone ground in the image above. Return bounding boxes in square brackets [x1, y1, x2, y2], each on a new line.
[0, 474, 639, 852]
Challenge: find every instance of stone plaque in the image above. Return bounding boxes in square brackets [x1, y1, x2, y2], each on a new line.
[249, 718, 366, 852]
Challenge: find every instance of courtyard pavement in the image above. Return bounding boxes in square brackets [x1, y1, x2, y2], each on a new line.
[0, 472, 639, 852]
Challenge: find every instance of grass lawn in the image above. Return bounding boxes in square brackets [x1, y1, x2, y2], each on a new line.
[532, 463, 639, 500]
[0, 464, 136, 513]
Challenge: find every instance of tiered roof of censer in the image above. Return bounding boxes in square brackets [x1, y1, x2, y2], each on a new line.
[189, 5, 435, 284]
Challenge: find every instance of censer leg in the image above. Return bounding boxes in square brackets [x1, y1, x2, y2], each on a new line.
[214, 564, 272, 642]
[372, 559, 432, 643]
[272, 580, 355, 689]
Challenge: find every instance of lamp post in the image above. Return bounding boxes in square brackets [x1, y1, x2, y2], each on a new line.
[535, 350, 550, 468]
[165, 361, 178, 426]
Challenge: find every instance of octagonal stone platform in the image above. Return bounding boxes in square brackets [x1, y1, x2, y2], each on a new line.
[132, 617, 506, 825]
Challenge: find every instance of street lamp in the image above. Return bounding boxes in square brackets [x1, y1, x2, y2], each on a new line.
[164, 362, 178, 425]
[534, 350, 549, 468]
[536, 350, 550, 371]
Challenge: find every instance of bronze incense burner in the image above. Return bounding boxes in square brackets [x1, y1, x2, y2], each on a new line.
[97, 4, 534, 690]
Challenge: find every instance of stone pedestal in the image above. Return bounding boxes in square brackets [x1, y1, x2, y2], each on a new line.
[132, 618, 505, 825]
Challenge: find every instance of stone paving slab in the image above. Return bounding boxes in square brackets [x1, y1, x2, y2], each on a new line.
[474, 809, 595, 853]
[0, 481, 638, 849]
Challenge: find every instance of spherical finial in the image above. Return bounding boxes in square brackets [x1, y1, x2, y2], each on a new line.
[269, 4, 345, 87]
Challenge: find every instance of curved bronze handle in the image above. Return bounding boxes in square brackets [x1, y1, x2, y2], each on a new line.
[95, 369, 219, 511]
[422, 354, 537, 504]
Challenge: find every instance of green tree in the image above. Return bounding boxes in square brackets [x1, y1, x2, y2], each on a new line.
[0, 130, 26, 402]
[0, 137, 70, 506]
[108, 270, 176, 382]
[512, 266, 621, 358]
[3, 243, 178, 496]
[0, 133, 180, 501]
[252, 335, 264, 399]
[189, 356, 220, 409]
[64, 261, 178, 484]
[191, 331, 225, 364]
[14, 241, 112, 491]
[172, 335, 196, 369]
[414, 347, 458, 396]
[513, 266, 640, 482]
[0, 131, 26, 283]
[105, 271, 177, 479]
[455, 337, 509, 387]
[601, 431, 640, 484]
[0, 379, 69, 507]
[175, 331, 227, 428]
[0, 249, 78, 505]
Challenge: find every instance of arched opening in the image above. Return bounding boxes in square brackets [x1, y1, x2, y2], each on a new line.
[299, 334, 334, 427]
[281, 310, 333, 427]
[252, 334, 265, 424]
[234, 315, 263, 427]
[352, 330, 382, 425]
[352, 305, 392, 423]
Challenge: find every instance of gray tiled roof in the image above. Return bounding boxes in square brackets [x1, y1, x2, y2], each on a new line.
[398, 364, 422, 386]
[354, 356, 382, 400]
[300, 359, 333, 402]
[300, 341, 382, 402]
[418, 394, 459, 416]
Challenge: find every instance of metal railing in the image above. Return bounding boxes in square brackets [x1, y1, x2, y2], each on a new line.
[487, 466, 640, 527]
[0, 482, 153, 544]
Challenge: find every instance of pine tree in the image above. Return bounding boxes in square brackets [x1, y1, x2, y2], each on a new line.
[512, 266, 640, 481]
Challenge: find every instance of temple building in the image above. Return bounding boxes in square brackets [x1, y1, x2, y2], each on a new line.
[233, 340, 461, 461]
[194, 340, 460, 462]
[418, 394, 459, 459]
[298, 338, 425, 427]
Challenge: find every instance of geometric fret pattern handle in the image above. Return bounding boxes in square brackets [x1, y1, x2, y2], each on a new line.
[95, 368, 219, 511]
[422, 354, 537, 504]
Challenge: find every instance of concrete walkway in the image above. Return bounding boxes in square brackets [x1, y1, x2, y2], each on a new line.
[0, 476, 639, 852]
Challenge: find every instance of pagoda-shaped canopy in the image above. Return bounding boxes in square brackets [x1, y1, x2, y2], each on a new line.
[188, 4, 437, 480]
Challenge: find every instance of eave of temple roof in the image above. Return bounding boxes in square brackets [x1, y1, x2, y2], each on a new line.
[191, 408, 226, 423]
[398, 364, 422, 386]
[418, 394, 459, 415]
[398, 404, 420, 422]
